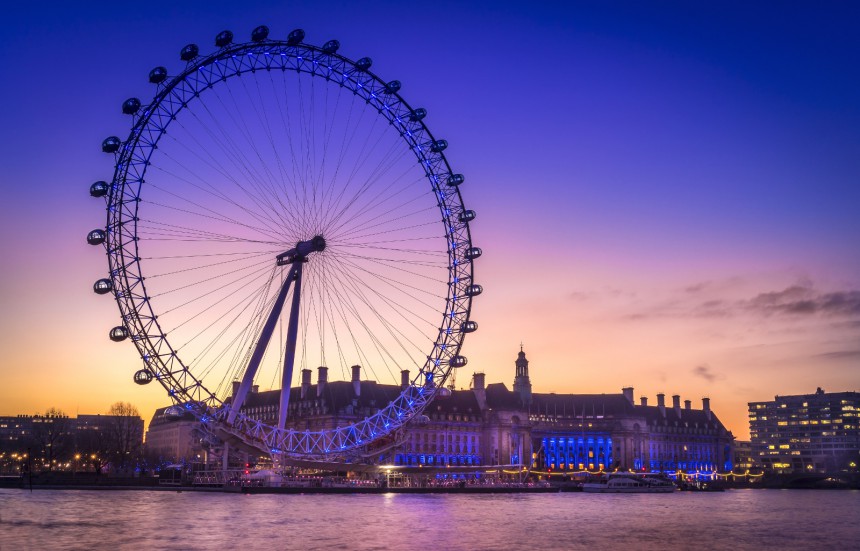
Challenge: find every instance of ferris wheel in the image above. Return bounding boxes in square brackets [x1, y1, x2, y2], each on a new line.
[87, 26, 480, 457]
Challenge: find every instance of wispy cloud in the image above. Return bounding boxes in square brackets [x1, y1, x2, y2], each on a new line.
[623, 279, 860, 321]
[692, 364, 721, 383]
[744, 285, 860, 317]
[813, 349, 860, 360]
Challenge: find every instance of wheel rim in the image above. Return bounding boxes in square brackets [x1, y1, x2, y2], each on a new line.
[100, 32, 477, 456]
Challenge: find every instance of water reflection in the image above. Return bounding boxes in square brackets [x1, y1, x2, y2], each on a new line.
[1, 489, 858, 550]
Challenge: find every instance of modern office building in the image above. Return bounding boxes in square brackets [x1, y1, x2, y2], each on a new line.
[749, 388, 860, 473]
[733, 440, 755, 471]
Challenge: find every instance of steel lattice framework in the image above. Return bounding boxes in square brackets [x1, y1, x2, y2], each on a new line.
[92, 28, 479, 457]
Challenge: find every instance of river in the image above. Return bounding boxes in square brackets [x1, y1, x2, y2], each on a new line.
[1, 488, 858, 550]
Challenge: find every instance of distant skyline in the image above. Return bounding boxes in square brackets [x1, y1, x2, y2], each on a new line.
[1, 1, 859, 439]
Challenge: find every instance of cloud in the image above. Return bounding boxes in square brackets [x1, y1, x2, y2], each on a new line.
[813, 349, 860, 360]
[745, 285, 860, 317]
[692, 364, 721, 383]
[620, 278, 860, 324]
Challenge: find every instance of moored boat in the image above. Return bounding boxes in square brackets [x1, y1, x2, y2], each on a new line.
[582, 473, 675, 493]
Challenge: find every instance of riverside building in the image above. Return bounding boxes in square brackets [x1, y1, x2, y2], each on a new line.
[178, 348, 734, 476]
[748, 388, 860, 473]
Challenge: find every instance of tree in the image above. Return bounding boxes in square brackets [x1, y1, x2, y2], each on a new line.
[105, 402, 144, 473]
[28, 407, 70, 471]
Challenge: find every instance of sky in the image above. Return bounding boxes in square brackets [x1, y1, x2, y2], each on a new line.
[1, 1, 858, 439]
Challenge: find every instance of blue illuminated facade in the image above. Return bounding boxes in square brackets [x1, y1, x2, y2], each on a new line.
[540, 435, 612, 471]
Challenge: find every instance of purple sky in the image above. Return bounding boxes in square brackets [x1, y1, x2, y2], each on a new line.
[1, 1, 858, 437]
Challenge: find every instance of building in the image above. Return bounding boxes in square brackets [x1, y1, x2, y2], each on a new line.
[207, 348, 734, 475]
[749, 388, 860, 473]
[0, 412, 144, 472]
[145, 407, 204, 462]
[733, 440, 755, 471]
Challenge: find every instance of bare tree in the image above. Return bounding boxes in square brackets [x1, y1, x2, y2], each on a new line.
[29, 407, 70, 471]
[105, 402, 144, 474]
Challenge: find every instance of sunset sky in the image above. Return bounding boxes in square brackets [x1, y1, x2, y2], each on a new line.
[1, 1, 858, 439]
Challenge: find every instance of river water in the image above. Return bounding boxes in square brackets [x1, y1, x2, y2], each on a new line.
[1, 488, 858, 550]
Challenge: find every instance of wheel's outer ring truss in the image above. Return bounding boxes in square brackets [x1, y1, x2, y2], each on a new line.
[103, 38, 475, 457]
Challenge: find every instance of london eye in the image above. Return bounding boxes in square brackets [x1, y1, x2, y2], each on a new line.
[87, 26, 480, 458]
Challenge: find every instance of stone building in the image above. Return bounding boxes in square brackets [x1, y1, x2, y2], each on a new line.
[197, 348, 735, 474]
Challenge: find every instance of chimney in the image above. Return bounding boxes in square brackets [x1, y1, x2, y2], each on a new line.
[703, 397, 711, 419]
[684, 399, 691, 410]
[352, 365, 361, 397]
[252, 384, 259, 394]
[401, 369, 410, 389]
[622, 387, 634, 405]
[672, 394, 680, 409]
[301, 369, 311, 399]
[657, 393, 666, 416]
[317, 366, 328, 397]
[231, 380, 240, 397]
[640, 396, 648, 407]
[472, 372, 487, 410]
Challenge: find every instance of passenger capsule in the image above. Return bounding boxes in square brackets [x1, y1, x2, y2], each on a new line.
[163, 405, 186, 421]
[90, 181, 109, 198]
[461, 321, 478, 333]
[93, 278, 113, 294]
[215, 30, 233, 47]
[122, 98, 141, 115]
[101, 136, 121, 153]
[449, 356, 468, 368]
[180, 43, 199, 61]
[464, 247, 482, 260]
[458, 210, 476, 223]
[134, 369, 154, 385]
[149, 66, 168, 84]
[385, 80, 401, 94]
[355, 57, 372, 71]
[109, 326, 129, 342]
[465, 284, 483, 297]
[322, 39, 340, 54]
[251, 25, 269, 42]
[409, 108, 427, 122]
[87, 229, 106, 245]
[287, 29, 305, 46]
[447, 174, 464, 186]
[430, 140, 448, 153]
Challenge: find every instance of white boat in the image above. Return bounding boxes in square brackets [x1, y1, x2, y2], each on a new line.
[582, 473, 675, 493]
